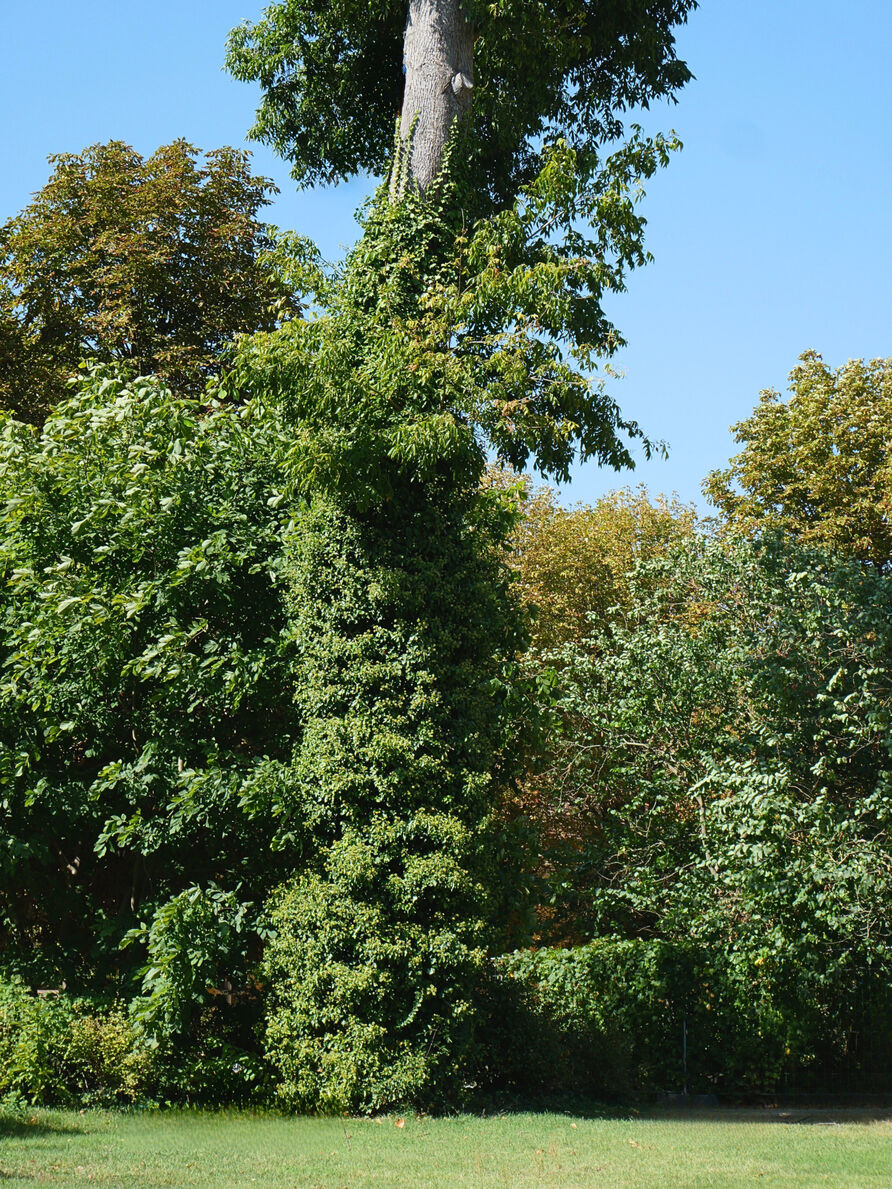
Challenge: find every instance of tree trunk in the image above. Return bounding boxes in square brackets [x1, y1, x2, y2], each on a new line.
[394, 0, 474, 195]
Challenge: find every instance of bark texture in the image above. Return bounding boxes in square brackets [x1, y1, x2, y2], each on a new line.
[395, 0, 474, 194]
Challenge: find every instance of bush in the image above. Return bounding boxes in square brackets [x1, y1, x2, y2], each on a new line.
[0, 369, 299, 1004]
[263, 817, 493, 1113]
[518, 533, 892, 1093]
[491, 941, 803, 1097]
[490, 939, 892, 1098]
[0, 978, 153, 1105]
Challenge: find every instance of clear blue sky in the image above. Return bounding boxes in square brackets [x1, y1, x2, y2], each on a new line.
[2, 2, 889, 509]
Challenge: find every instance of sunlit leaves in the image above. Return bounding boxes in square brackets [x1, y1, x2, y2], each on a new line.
[0, 141, 298, 422]
[705, 351, 892, 570]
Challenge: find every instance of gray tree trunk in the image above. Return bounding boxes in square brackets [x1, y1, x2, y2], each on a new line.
[394, 0, 474, 195]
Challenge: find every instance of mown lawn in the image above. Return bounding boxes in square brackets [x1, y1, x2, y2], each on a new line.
[1, 1106, 889, 1188]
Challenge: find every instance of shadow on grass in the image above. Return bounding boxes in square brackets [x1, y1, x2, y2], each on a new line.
[0, 1113, 84, 1141]
[473, 1091, 892, 1127]
[644, 1105, 892, 1126]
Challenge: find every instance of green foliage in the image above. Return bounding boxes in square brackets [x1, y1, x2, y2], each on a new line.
[493, 941, 705, 1094]
[228, 192, 534, 1110]
[0, 370, 298, 1007]
[232, 143, 672, 487]
[259, 481, 526, 1111]
[227, 1, 697, 481]
[494, 938, 891, 1096]
[217, 76, 688, 1100]
[126, 885, 267, 1048]
[0, 979, 153, 1105]
[263, 825, 490, 1113]
[0, 140, 297, 422]
[226, 0, 697, 213]
[525, 533, 892, 1088]
[705, 351, 892, 569]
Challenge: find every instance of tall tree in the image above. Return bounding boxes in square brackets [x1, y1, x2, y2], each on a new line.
[227, 3, 698, 481]
[227, 1, 698, 211]
[224, 0, 699, 1110]
[0, 140, 297, 423]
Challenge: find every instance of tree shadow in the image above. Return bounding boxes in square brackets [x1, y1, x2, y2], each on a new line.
[0, 1113, 84, 1141]
[469, 1090, 892, 1125]
[641, 1104, 892, 1126]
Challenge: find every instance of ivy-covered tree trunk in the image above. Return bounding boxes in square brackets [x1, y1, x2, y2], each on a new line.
[262, 480, 522, 1111]
[395, 0, 474, 194]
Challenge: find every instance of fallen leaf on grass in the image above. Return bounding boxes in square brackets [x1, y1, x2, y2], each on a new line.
[395, 1118, 405, 1129]
[628, 1140, 641, 1148]
[570, 1123, 577, 1129]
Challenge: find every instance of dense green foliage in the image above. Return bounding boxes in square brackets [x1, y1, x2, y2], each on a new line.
[520, 533, 892, 1089]
[2, 360, 892, 1104]
[705, 351, 892, 569]
[0, 141, 297, 422]
[496, 935, 890, 1096]
[226, 0, 697, 214]
[0, 0, 698, 1100]
[0, 979, 153, 1106]
[6, 0, 889, 1114]
[226, 188, 530, 1110]
[0, 372, 297, 1074]
[495, 940, 773, 1095]
[259, 489, 523, 1111]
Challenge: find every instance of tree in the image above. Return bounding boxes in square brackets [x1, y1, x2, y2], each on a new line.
[222, 0, 699, 1110]
[228, 6, 699, 482]
[226, 1, 698, 209]
[0, 371, 299, 1086]
[0, 140, 297, 423]
[532, 533, 892, 1087]
[493, 479, 697, 896]
[705, 351, 892, 569]
[502, 478, 696, 653]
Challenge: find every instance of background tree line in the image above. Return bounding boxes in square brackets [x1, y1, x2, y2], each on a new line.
[0, 0, 889, 1110]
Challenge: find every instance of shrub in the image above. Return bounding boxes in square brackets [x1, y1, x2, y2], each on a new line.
[0, 978, 153, 1105]
[516, 533, 892, 1094]
[492, 941, 794, 1097]
[0, 369, 299, 1002]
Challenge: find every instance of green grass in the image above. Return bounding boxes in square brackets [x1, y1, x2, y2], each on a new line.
[1, 1107, 889, 1188]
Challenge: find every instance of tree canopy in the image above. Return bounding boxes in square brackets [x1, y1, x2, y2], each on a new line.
[503, 480, 696, 652]
[705, 351, 892, 570]
[0, 140, 297, 422]
[226, 0, 698, 212]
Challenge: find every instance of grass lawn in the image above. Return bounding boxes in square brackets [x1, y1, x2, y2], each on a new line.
[0, 1106, 889, 1188]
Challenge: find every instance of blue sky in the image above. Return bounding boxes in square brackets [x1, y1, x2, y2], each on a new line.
[2, 1, 889, 509]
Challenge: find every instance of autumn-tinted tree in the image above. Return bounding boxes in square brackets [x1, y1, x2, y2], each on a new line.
[705, 351, 892, 569]
[502, 478, 696, 653]
[0, 140, 297, 422]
